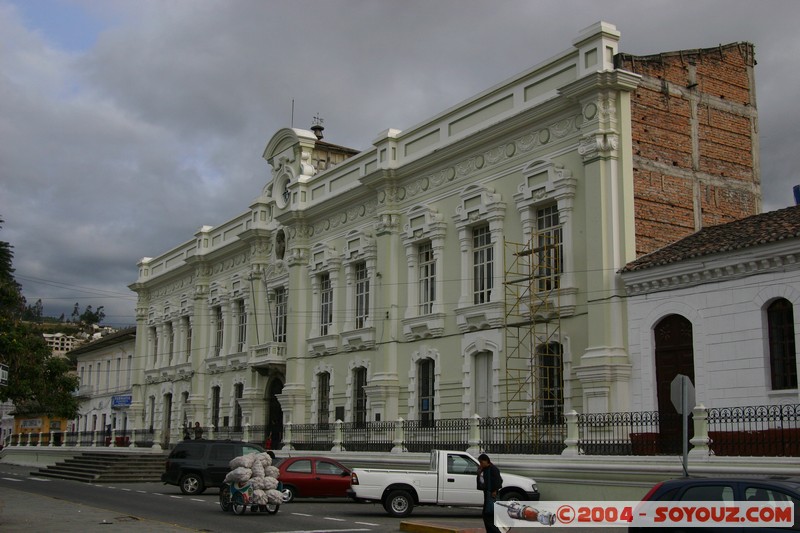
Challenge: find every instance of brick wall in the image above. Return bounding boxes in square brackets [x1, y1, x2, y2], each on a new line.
[617, 43, 760, 256]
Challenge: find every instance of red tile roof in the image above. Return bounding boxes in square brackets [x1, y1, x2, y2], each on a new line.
[622, 205, 800, 272]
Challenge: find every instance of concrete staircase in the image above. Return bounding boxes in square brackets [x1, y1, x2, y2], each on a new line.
[30, 451, 167, 483]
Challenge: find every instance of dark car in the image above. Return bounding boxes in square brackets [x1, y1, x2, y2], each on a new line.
[633, 477, 800, 532]
[161, 439, 266, 495]
[276, 456, 351, 502]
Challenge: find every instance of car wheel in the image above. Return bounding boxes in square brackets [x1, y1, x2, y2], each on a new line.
[282, 485, 296, 503]
[383, 489, 414, 517]
[500, 489, 525, 503]
[179, 472, 205, 495]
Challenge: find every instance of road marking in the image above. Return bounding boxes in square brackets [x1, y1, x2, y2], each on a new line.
[136, 490, 147, 493]
[27, 477, 51, 481]
[324, 517, 346, 521]
[120, 488, 132, 491]
[292, 512, 313, 517]
[191, 498, 204, 502]
[355, 522, 380, 526]
[170, 495, 183, 499]
[2, 477, 22, 482]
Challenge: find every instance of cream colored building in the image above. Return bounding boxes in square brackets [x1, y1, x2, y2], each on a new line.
[71, 328, 136, 437]
[128, 22, 760, 446]
[43, 332, 82, 357]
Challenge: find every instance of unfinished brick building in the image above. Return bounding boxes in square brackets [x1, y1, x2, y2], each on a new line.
[617, 43, 760, 256]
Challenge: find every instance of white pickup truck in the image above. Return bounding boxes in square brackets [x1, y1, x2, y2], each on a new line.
[347, 449, 539, 517]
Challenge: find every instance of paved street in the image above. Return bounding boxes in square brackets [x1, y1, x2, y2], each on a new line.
[0, 462, 493, 532]
[0, 462, 628, 533]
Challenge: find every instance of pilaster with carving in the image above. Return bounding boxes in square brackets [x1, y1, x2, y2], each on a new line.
[563, 73, 639, 414]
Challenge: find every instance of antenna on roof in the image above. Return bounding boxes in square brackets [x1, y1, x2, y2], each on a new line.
[291, 99, 295, 128]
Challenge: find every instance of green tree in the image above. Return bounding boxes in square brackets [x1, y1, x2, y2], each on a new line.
[22, 298, 44, 322]
[0, 218, 79, 419]
[79, 304, 105, 326]
[0, 219, 23, 318]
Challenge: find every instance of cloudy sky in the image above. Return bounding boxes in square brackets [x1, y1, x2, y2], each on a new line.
[1, 0, 798, 327]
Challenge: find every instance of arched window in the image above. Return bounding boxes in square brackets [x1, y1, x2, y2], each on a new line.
[211, 386, 221, 429]
[353, 367, 367, 427]
[419, 359, 435, 426]
[474, 351, 493, 418]
[767, 299, 798, 390]
[233, 383, 243, 431]
[317, 372, 330, 425]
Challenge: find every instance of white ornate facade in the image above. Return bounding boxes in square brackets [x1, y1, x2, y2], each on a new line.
[128, 22, 760, 445]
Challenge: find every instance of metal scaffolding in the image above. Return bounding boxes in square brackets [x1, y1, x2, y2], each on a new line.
[503, 234, 563, 423]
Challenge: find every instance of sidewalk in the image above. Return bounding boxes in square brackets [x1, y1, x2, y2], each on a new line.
[0, 485, 192, 533]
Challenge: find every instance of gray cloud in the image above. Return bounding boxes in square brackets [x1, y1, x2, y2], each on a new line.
[1, 0, 798, 326]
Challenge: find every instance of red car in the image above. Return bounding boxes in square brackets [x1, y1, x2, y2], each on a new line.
[276, 456, 352, 502]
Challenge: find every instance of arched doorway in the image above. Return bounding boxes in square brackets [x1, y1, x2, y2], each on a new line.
[266, 378, 284, 448]
[654, 314, 694, 454]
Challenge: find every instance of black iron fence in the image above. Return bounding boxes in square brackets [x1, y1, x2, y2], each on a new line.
[5, 403, 799, 457]
[480, 415, 566, 454]
[577, 410, 684, 455]
[289, 423, 335, 451]
[708, 404, 799, 456]
[341, 421, 395, 452]
[403, 418, 471, 452]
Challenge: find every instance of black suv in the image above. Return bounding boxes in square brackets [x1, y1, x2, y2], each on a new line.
[161, 439, 266, 495]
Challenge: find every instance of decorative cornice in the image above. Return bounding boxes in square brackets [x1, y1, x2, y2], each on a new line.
[402, 114, 582, 200]
[622, 250, 800, 296]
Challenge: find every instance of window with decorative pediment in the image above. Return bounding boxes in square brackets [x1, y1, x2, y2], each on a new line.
[453, 184, 506, 332]
[514, 161, 577, 316]
[341, 231, 376, 342]
[402, 206, 447, 340]
[308, 242, 341, 355]
[535, 204, 562, 292]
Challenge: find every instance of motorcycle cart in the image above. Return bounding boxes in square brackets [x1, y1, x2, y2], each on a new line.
[219, 481, 280, 515]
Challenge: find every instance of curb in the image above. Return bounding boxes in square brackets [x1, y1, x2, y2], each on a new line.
[399, 520, 484, 533]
